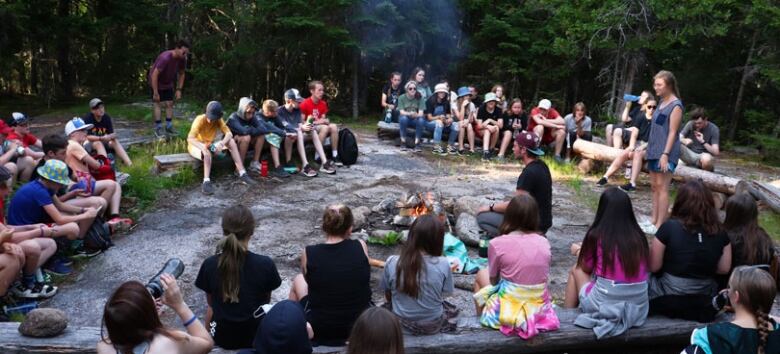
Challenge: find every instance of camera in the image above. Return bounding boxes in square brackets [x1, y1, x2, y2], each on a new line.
[146, 258, 185, 298]
[712, 290, 730, 311]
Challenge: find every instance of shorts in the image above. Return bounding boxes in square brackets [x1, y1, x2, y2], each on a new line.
[680, 145, 707, 167]
[647, 159, 677, 173]
[188, 143, 227, 160]
[540, 130, 555, 145]
[151, 87, 174, 102]
[209, 317, 260, 350]
[69, 179, 97, 195]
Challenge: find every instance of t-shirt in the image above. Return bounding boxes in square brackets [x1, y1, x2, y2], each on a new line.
[582, 243, 648, 283]
[188, 114, 230, 145]
[454, 101, 476, 122]
[527, 107, 562, 131]
[516, 159, 553, 233]
[488, 233, 550, 285]
[7, 132, 38, 148]
[635, 114, 653, 142]
[501, 112, 528, 132]
[382, 84, 402, 107]
[382, 255, 454, 322]
[476, 105, 503, 123]
[65, 140, 90, 173]
[7, 180, 55, 226]
[299, 98, 329, 123]
[82, 112, 114, 137]
[563, 114, 593, 133]
[680, 121, 720, 154]
[655, 219, 730, 279]
[625, 106, 643, 127]
[276, 106, 302, 132]
[397, 94, 425, 114]
[425, 96, 451, 117]
[195, 252, 282, 324]
[148, 50, 186, 90]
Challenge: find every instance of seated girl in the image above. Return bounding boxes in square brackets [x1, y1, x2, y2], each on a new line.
[469, 93, 502, 160]
[288, 204, 371, 346]
[236, 300, 313, 354]
[472, 193, 558, 339]
[347, 307, 404, 354]
[382, 215, 457, 335]
[724, 193, 775, 269]
[648, 180, 731, 322]
[683, 266, 780, 354]
[564, 187, 649, 338]
[195, 205, 281, 349]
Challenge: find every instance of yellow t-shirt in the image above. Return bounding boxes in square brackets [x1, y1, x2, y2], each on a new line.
[66, 139, 90, 173]
[188, 114, 230, 145]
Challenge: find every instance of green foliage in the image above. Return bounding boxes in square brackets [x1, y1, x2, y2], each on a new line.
[751, 134, 780, 166]
[368, 230, 403, 246]
[759, 211, 780, 242]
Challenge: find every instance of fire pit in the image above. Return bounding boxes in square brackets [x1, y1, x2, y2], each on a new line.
[393, 192, 444, 227]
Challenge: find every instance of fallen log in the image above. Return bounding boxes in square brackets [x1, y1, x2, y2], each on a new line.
[748, 181, 780, 214]
[572, 139, 748, 195]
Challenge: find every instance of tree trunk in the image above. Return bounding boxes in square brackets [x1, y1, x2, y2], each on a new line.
[56, 0, 74, 99]
[607, 49, 621, 118]
[618, 55, 637, 118]
[729, 29, 759, 141]
[352, 49, 359, 119]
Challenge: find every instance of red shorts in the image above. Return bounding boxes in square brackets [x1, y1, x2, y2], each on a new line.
[540, 130, 555, 145]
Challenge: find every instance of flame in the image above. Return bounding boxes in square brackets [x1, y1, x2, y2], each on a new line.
[410, 203, 430, 217]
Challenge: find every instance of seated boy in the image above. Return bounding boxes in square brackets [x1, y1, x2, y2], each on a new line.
[277, 89, 321, 177]
[65, 118, 132, 230]
[258, 100, 294, 179]
[0, 227, 24, 309]
[0, 124, 21, 187]
[527, 99, 566, 162]
[300, 80, 341, 167]
[83, 98, 132, 166]
[188, 101, 257, 195]
[6, 113, 43, 181]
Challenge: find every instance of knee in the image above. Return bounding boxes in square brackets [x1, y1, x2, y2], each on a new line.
[435, 120, 443, 128]
[93, 141, 105, 150]
[5, 163, 17, 174]
[202, 152, 212, 163]
[236, 135, 250, 144]
[20, 241, 41, 257]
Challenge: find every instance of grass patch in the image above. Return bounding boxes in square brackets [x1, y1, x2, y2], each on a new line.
[539, 156, 601, 211]
[759, 211, 780, 242]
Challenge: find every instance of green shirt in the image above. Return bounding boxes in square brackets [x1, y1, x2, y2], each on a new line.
[398, 94, 425, 114]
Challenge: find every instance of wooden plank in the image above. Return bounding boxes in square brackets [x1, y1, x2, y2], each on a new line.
[153, 153, 200, 174]
[0, 322, 100, 354]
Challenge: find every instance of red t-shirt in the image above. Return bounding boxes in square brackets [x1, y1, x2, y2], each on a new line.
[527, 107, 561, 131]
[299, 98, 329, 123]
[7, 132, 38, 148]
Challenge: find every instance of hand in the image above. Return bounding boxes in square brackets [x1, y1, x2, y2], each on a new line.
[84, 207, 99, 218]
[175, 90, 182, 100]
[387, 104, 395, 111]
[659, 154, 669, 172]
[301, 124, 312, 132]
[682, 138, 693, 146]
[160, 273, 185, 309]
[216, 142, 225, 151]
[2, 243, 23, 258]
[570, 242, 582, 256]
[153, 92, 161, 103]
[68, 188, 90, 198]
[445, 118, 453, 126]
[0, 227, 13, 243]
[694, 131, 704, 144]
[477, 205, 490, 214]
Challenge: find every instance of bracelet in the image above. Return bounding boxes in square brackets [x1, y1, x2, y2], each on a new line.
[183, 314, 198, 327]
[662, 152, 669, 156]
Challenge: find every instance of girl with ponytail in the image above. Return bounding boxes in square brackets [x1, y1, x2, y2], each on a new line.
[684, 266, 780, 354]
[195, 205, 282, 350]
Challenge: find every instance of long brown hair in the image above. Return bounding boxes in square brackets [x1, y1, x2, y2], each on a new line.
[347, 307, 404, 354]
[101, 281, 182, 353]
[218, 205, 255, 303]
[729, 266, 777, 354]
[498, 193, 539, 235]
[396, 215, 444, 298]
[577, 188, 649, 277]
[671, 180, 722, 235]
[654, 70, 681, 98]
[724, 193, 775, 266]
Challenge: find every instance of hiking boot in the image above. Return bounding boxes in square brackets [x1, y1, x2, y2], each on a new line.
[154, 127, 165, 139]
[413, 145, 423, 153]
[333, 156, 344, 167]
[238, 173, 258, 185]
[597, 177, 608, 186]
[108, 217, 133, 234]
[620, 183, 636, 192]
[44, 256, 72, 276]
[321, 160, 336, 174]
[482, 151, 491, 161]
[202, 181, 215, 195]
[165, 124, 176, 136]
[433, 145, 445, 155]
[301, 164, 318, 177]
[447, 145, 458, 155]
[270, 166, 290, 179]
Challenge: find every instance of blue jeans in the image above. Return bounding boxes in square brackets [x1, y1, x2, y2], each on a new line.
[422, 120, 459, 145]
[399, 115, 423, 143]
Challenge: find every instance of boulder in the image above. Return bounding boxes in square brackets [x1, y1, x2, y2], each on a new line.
[454, 196, 484, 216]
[372, 197, 396, 214]
[454, 213, 480, 247]
[18, 308, 68, 338]
[352, 206, 371, 229]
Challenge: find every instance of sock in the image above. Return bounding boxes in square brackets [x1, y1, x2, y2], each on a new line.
[602, 175, 608, 179]
[110, 213, 119, 219]
[203, 177, 210, 182]
[165, 118, 173, 128]
[238, 170, 246, 177]
[155, 120, 162, 129]
[23, 274, 35, 287]
[332, 150, 338, 158]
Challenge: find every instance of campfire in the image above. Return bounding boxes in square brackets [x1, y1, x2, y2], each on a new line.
[393, 192, 443, 226]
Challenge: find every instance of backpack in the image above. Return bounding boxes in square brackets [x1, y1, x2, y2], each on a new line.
[337, 128, 359, 166]
[90, 154, 116, 181]
[84, 216, 113, 251]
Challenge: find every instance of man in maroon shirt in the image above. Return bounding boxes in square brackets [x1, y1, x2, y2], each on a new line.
[148, 40, 190, 138]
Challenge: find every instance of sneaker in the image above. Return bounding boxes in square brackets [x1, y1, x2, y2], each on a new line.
[165, 124, 176, 136]
[249, 161, 262, 173]
[108, 217, 133, 234]
[115, 172, 130, 186]
[399, 144, 408, 152]
[283, 162, 298, 173]
[154, 126, 165, 139]
[413, 145, 423, 153]
[321, 160, 336, 174]
[495, 155, 506, 163]
[202, 181, 215, 195]
[70, 246, 102, 260]
[238, 173, 258, 185]
[597, 177, 608, 186]
[482, 151, 491, 161]
[456, 149, 465, 156]
[620, 183, 636, 192]
[447, 146, 458, 155]
[270, 166, 290, 179]
[333, 156, 344, 167]
[433, 145, 445, 155]
[301, 164, 318, 177]
[11, 282, 45, 299]
[553, 155, 564, 164]
[44, 256, 72, 276]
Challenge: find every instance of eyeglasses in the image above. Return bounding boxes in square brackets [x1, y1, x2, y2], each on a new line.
[646, 105, 656, 110]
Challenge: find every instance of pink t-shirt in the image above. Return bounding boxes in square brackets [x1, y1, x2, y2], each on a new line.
[488, 233, 551, 285]
[582, 245, 648, 283]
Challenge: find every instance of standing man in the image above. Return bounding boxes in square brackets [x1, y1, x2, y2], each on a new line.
[679, 107, 719, 171]
[299, 80, 341, 167]
[149, 40, 190, 138]
[476, 131, 552, 236]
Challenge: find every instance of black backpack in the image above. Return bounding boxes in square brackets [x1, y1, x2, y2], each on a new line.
[84, 216, 113, 251]
[337, 128, 359, 166]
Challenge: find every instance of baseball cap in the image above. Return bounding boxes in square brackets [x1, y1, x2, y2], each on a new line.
[537, 99, 552, 110]
[89, 98, 104, 109]
[515, 131, 544, 156]
[484, 92, 499, 103]
[8, 112, 29, 127]
[284, 89, 304, 103]
[206, 101, 224, 120]
[65, 117, 94, 136]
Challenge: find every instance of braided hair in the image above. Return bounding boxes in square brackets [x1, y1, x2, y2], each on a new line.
[729, 266, 777, 354]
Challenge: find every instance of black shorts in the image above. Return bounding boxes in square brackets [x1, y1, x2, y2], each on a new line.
[151, 88, 175, 102]
[621, 128, 632, 144]
[210, 317, 260, 350]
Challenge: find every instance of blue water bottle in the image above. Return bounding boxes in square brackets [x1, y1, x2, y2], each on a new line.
[623, 94, 640, 102]
[4, 301, 38, 316]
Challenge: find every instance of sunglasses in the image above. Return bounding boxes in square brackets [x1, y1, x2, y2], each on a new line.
[407, 87, 416, 91]
[646, 105, 656, 109]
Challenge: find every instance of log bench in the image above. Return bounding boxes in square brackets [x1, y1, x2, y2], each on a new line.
[377, 121, 456, 143]
[0, 310, 719, 354]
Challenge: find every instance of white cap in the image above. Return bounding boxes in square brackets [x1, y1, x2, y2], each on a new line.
[64, 117, 93, 136]
[537, 99, 552, 110]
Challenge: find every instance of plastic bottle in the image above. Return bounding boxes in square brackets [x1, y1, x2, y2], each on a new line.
[623, 94, 640, 102]
[625, 161, 633, 179]
[146, 258, 185, 298]
[478, 233, 489, 258]
[4, 301, 37, 316]
[384, 109, 392, 123]
[261, 160, 268, 177]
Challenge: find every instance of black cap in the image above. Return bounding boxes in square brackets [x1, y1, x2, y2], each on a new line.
[206, 101, 223, 120]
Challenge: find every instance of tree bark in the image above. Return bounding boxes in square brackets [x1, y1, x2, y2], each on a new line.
[618, 55, 637, 118]
[56, 0, 74, 99]
[729, 29, 759, 141]
[352, 49, 359, 119]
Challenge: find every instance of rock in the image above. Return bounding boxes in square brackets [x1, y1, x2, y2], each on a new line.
[393, 215, 414, 227]
[454, 213, 480, 247]
[352, 206, 371, 229]
[454, 196, 483, 216]
[352, 232, 369, 241]
[372, 197, 396, 214]
[19, 308, 68, 338]
[370, 229, 394, 241]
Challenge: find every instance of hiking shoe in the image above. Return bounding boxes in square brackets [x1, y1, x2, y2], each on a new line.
[249, 161, 262, 174]
[202, 181, 215, 195]
[553, 155, 564, 164]
[433, 145, 445, 155]
[620, 183, 636, 192]
[447, 146, 458, 155]
[321, 160, 336, 174]
[165, 124, 176, 136]
[154, 127, 165, 139]
[70, 246, 102, 260]
[108, 217, 133, 234]
[482, 151, 491, 161]
[238, 173, 258, 185]
[597, 177, 608, 186]
[11, 281, 52, 299]
[333, 156, 344, 167]
[301, 164, 318, 177]
[495, 155, 506, 163]
[399, 143, 408, 152]
[44, 256, 72, 276]
[413, 145, 423, 153]
[270, 166, 290, 179]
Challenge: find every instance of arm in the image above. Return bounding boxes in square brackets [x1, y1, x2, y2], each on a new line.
[381, 93, 392, 110]
[0, 142, 18, 165]
[649, 238, 666, 273]
[679, 121, 693, 146]
[43, 203, 95, 224]
[219, 131, 233, 146]
[226, 117, 250, 137]
[151, 68, 161, 96]
[204, 294, 213, 326]
[160, 275, 214, 354]
[177, 70, 186, 92]
[81, 154, 103, 170]
[621, 103, 634, 123]
[703, 127, 720, 156]
[716, 244, 732, 275]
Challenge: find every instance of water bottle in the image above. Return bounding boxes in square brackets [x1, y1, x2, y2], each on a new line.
[261, 160, 269, 177]
[146, 258, 185, 298]
[624, 161, 633, 179]
[478, 233, 489, 258]
[4, 301, 37, 316]
[623, 94, 640, 102]
[384, 109, 392, 123]
[209, 143, 218, 153]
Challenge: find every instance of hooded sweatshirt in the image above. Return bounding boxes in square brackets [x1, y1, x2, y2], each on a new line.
[252, 300, 312, 354]
[227, 97, 265, 137]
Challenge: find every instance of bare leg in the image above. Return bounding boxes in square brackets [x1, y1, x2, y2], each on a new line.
[629, 150, 645, 186]
[489, 127, 499, 150]
[17, 156, 35, 182]
[563, 265, 592, 308]
[700, 153, 714, 171]
[626, 128, 639, 150]
[612, 128, 624, 149]
[288, 273, 309, 301]
[603, 150, 631, 179]
[605, 124, 614, 147]
[482, 129, 491, 151]
[51, 222, 80, 240]
[458, 124, 466, 151]
[94, 180, 117, 213]
[329, 124, 339, 156]
[473, 268, 491, 315]
[650, 172, 660, 226]
[655, 172, 673, 229]
[310, 129, 329, 164]
[253, 136, 264, 164]
[109, 140, 132, 166]
[66, 196, 106, 210]
[226, 139, 246, 173]
[467, 124, 475, 152]
[0, 253, 21, 296]
[236, 135, 251, 163]
[284, 136, 295, 163]
[93, 141, 108, 157]
[18, 240, 41, 275]
[295, 129, 309, 166]
[553, 129, 566, 157]
[532, 125, 545, 143]
[153, 101, 162, 126]
[164, 101, 174, 122]
[4, 162, 17, 187]
[498, 131, 512, 157]
[270, 147, 282, 168]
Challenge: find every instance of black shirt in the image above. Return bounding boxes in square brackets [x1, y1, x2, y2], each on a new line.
[501, 112, 528, 132]
[656, 219, 730, 279]
[516, 159, 553, 233]
[476, 104, 502, 123]
[425, 96, 451, 117]
[82, 112, 114, 137]
[382, 83, 402, 107]
[625, 106, 642, 128]
[635, 114, 652, 142]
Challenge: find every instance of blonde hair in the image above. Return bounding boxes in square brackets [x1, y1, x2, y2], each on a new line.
[573, 102, 586, 113]
[262, 99, 278, 114]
